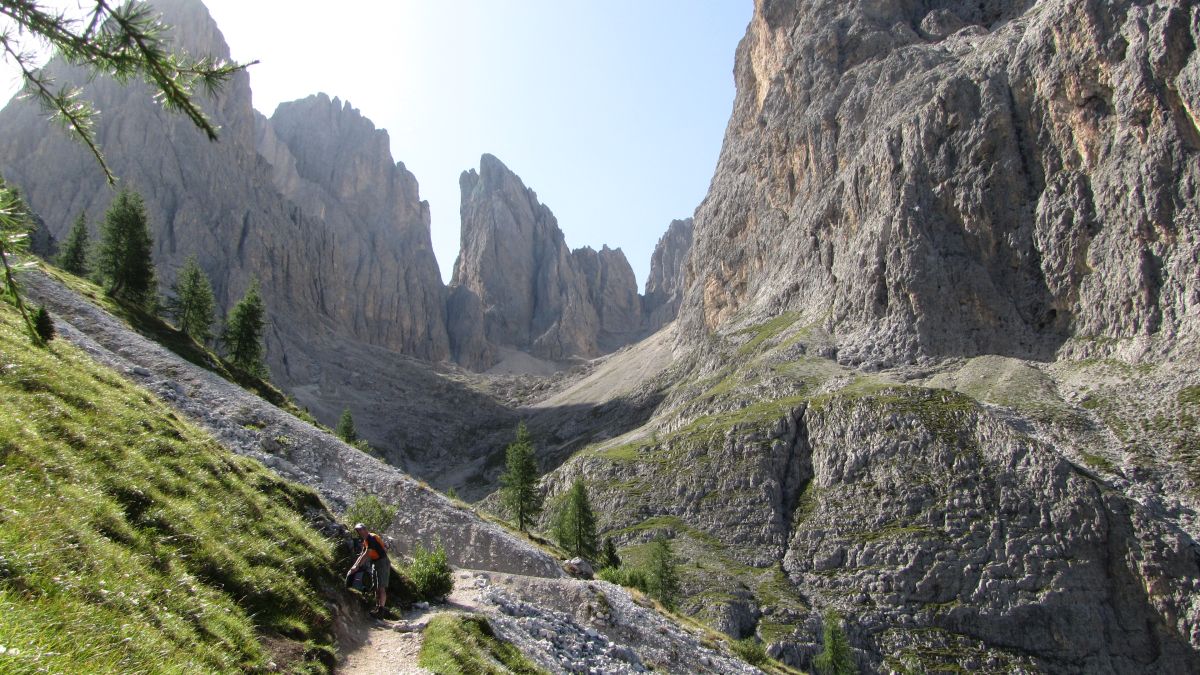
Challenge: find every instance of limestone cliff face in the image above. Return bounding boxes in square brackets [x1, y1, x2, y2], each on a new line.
[448, 153, 614, 367]
[681, 0, 1200, 365]
[0, 0, 450, 382]
[573, 245, 643, 352]
[642, 218, 693, 334]
[447, 155, 692, 369]
[261, 94, 449, 361]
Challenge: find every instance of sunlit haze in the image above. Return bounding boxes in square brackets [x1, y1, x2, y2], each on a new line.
[0, 1, 751, 286]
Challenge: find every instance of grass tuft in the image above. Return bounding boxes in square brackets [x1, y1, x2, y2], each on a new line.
[418, 613, 545, 674]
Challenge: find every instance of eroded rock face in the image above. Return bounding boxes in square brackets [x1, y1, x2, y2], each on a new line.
[642, 218, 694, 334]
[680, 0, 1200, 366]
[548, 378, 1200, 672]
[448, 154, 646, 368]
[261, 93, 450, 362]
[0, 0, 450, 386]
[448, 155, 695, 369]
[574, 245, 643, 352]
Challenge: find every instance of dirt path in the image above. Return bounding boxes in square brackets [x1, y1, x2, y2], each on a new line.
[336, 571, 485, 675]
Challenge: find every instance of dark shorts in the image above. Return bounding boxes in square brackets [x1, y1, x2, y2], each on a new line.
[372, 557, 390, 588]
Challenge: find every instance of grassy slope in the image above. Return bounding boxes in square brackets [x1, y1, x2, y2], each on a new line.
[418, 614, 545, 675]
[0, 300, 339, 673]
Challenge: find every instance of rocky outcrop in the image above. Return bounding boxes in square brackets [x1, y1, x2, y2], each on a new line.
[540, 318, 1200, 671]
[448, 154, 643, 369]
[680, 0, 1200, 366]
[573, 245, 643, 352]
[447, 155, 696, 370]
[259, 93, 450, 362]
[642, 218, 693, 334]
[0, 0, 450, 388]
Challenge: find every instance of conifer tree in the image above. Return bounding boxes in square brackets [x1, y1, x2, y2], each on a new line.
[646, 536, 680, 610]
[167, 255, 215, 343]
[0, 185, 43, 345]
[32, 304, 54, 342]
[814, 610, 854, 675]
[601, 536, 621, 570]
[552, 479, 599, 559]
[222, 278, 267, 377]
[98, 189, 156, 306]
[499, 422, 542, 532]
[336, 408, 358, 443]
[57, 212, 90, 276]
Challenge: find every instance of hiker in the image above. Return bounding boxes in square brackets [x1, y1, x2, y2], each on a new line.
[349, 523, 390, 613]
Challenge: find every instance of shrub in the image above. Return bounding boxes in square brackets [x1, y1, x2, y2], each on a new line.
[597, 565, 650, 595]
[407, 541, 453, 602]
[732, 637, 769, 667]
[344, 493, 398, 533]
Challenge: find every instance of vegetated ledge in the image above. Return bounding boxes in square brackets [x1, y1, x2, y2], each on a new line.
[0, 299, 341, 673]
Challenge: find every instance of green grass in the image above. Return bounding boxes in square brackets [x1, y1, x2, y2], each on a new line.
[1179, 386, 1200, 407]
[418, 614, 545, 675]
[735, 313, 801, 356]
[0, 301, 338, 673]
[1080, 451, 1117, 473]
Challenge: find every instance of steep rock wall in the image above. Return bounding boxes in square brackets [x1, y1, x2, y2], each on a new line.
[681, 0, 1200, 365]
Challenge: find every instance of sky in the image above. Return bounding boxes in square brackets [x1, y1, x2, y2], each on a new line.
[1, 1, 752, 287]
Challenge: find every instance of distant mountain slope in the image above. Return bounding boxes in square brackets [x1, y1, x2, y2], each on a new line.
[0, 0, 451, 377]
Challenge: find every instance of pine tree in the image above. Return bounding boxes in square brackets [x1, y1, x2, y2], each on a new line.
[601, 536, 621, 570]
[552, 479, 598, 559]
[98, 190, 156, 306]
[813, 610, 854, 675]
[499, 422, 542, 532]
[222, 279, 267, 377]
[336, 408, 358, 443]
[167, 255, 215, 343]
[32, 304, 54, 342]
[646, 536, 680, 610]
[57, 212, 90, 276]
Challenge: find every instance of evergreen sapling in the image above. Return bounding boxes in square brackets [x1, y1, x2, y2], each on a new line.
[499, 422, 542, 532]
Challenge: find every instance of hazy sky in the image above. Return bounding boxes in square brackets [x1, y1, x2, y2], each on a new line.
[2, 1, 752, 286]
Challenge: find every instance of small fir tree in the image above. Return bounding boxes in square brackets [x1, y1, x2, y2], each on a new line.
[57, 212, 90, 276]
[499, 422, 542, 532]
[813, 610, 854, 675]
[601, 536, 621, 570]
[337, 408, 358, 443]
[646, 536, 680, 610]
[32, 304, 54, 342]
[552, 479, 598, 559]
[98, 189, 156, 306]
[222, 278, 267, 377]
[167, 255, 215, 343]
